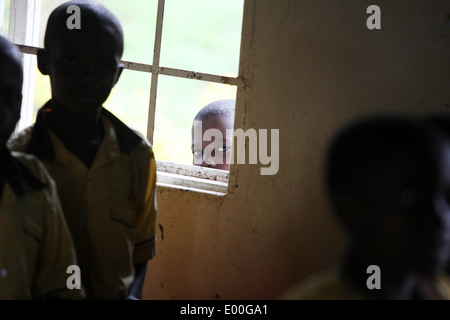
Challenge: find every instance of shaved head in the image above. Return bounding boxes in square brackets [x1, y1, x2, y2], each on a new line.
[194, 99, 235, 123]
[44, 0, 124, 57]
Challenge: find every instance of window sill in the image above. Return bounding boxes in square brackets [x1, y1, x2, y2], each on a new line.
[156, 160, 229, 196]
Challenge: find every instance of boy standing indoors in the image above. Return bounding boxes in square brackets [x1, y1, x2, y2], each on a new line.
[9, 0, 157, 300]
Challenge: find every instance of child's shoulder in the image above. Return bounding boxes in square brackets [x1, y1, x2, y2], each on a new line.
[10, 150, 55, 190]
[7, 125, 34, 153]
[128, 129, 155, 162]
[101, 109, 154, 156]
[131, 128, 153, 150]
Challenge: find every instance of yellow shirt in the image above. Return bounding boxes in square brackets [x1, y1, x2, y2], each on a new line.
[0, 150, 83, 299]
[8, 105, 157, 299]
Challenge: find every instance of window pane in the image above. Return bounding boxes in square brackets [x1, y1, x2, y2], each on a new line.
[160, 0, 244, 76]
[33, 68, 51, 119]
[96, 0, 157, 64]
[1, 0, 9, 36]
[153, 75, 237, 166]
[103, 69, 151, 137]
[38, 0, 157, 64]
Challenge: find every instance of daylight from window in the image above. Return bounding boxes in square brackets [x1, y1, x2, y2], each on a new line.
[24, 0, 244, 166]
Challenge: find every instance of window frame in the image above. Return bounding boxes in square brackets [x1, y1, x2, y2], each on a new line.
[6, 0, 245, 196]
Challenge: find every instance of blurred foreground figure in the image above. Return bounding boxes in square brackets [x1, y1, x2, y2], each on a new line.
[0, 35, 82, 299]
[282, 115, 450, 300]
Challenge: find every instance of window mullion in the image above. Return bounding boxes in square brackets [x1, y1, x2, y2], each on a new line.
[147, 0, 165, 145]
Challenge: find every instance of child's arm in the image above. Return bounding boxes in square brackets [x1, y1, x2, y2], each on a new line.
[130, 145, 158, 299]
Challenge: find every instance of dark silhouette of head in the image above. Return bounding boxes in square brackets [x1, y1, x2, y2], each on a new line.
[38, 0, 124, 115]
[0, 36, 23, 148]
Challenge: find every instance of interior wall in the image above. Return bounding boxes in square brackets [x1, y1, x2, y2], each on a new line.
[143, 0, 450, 299]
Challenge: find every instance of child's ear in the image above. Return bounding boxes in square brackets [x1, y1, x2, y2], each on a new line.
[113, 63, 124, 87]
[37, 49, 50, 75]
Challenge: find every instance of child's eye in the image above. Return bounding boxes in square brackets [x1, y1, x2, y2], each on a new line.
[217, 146, 231, 152]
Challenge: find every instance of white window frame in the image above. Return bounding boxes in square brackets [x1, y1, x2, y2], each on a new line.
[4, 0, 40, 131]
[5, 0, 245, 196]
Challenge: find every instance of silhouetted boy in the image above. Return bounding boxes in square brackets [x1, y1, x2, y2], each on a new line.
[8, 1, 157, 299]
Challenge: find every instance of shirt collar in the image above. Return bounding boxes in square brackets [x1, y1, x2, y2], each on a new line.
[28, 100, 144, 160]
[47, 116, 122, 170]
[1, 148, 45, 197]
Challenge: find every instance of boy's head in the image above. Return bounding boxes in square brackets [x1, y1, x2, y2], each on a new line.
[38, 0, 124, 115]
[325, 115, 450, 276]
[0, 36, 22, 148]
[191, 99, 235, 170]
